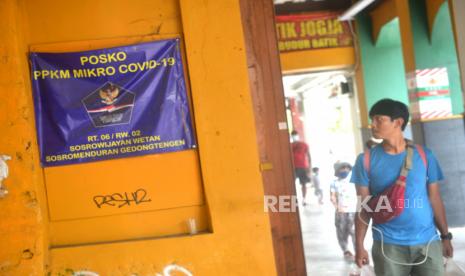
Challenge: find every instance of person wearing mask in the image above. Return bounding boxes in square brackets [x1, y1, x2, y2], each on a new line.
[330, 161, 357, 259]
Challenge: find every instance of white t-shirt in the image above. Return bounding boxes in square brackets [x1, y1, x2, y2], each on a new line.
[330, 174, 357, 213]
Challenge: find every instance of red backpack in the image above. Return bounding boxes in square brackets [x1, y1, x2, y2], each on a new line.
[364, 140, 427, 224]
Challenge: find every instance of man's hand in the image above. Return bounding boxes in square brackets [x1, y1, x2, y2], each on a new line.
[355, 247, 369, 268]
[442, 239, 453, 258]
[428, 184, 454, 258]
[355, 186, 371, 268]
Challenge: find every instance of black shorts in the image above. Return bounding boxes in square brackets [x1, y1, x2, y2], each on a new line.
[295, 168, 310, 185]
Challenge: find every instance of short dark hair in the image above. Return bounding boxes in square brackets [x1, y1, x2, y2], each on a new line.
[369, 98, 409, 130]
[291, 130, 298, 136]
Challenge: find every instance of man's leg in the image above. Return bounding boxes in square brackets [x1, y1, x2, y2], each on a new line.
[410, 241, 444, 276]
[335, 213, 349, 253]
[301, 183, 307, 202]
[346, 213, 356, 252]
[372, 241, 412, 276]
[295, 169, 308, 204]
[313, 182, 323, 204]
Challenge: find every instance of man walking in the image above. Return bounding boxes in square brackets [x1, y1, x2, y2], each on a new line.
[351, 99, 453, 275]
[291, 130, 311, 205]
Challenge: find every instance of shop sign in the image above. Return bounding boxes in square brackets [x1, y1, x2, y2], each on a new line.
[276, 11, 352, 52]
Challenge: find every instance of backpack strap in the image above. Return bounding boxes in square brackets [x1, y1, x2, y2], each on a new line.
[401, 145, 414, 177]
[363, 140, 427, 176]
[415, 144, 427, 168]
[363, 148, 370, 176]
[405, 140, 414, 170]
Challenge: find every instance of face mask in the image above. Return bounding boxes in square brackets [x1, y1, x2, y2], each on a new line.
[338, 171, 350, 179]
[291, 135, 299, 141]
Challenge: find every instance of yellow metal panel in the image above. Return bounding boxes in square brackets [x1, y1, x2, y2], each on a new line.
[50, 206, 208, 246]
[30, 34, 207, 244]
[280, 47, 355, 73]
[45, 151, 204, 221]
[260, 162, 274, 171]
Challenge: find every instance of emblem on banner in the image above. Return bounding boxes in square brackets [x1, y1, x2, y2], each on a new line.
[82, 82, 135, 127]
[100, 84, 119, 105]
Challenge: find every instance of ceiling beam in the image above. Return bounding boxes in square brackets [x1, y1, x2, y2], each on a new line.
[369, 0, 397, 44]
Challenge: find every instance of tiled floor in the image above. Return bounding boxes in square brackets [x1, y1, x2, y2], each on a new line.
[298, 191, 371, 276]
[298, 185, 465, 276]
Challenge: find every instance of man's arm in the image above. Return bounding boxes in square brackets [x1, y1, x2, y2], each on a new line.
[330, 192, 338, 209]
[355, 185, 371, 267]
[428, 183, 453, 257]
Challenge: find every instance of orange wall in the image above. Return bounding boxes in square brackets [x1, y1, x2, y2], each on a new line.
[0, 0, 277, 275]
[0, 1, 48, 275]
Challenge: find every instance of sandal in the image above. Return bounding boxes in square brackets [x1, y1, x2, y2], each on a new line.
[344, 251, 354, 260]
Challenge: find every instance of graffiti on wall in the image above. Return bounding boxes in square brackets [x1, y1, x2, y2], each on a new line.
[92, 188, 152, 208]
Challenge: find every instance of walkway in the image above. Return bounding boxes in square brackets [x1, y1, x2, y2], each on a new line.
[299, 190, 371, 276]
[298, 185, 465, 276]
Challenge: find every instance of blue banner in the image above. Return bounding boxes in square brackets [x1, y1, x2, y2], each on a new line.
[30, 39, 196, 167]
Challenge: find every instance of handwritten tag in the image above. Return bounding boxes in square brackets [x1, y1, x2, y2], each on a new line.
[93, 188, 152, 208]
